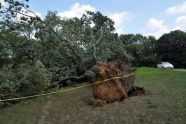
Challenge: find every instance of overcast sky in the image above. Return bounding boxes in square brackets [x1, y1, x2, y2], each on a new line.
[2, 0, 186, 38]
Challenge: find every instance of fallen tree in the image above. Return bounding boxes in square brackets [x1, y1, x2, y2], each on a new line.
[39, 12, 142, 105]
[48, 59, 138, 106]
[1, 1, 144, 106]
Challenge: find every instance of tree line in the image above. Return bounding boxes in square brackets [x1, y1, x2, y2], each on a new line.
[0, 0, 186, 107]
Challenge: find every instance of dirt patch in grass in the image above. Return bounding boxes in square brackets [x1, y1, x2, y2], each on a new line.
[128, 86, 145, 97]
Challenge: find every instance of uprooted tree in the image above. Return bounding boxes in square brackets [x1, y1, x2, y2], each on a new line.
[0, 0, 143, 105]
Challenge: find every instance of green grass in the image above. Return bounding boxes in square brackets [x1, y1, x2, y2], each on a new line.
[0, 67, 186, 124]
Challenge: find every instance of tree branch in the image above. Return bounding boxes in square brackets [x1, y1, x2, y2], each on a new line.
[16, 9, 85, 71]
[47, 69, 95, 89]
[95, 27, 103, 46]
[90, 27, 103, 64]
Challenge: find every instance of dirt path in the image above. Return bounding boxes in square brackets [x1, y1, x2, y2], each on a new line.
[38, 96, 52, 124]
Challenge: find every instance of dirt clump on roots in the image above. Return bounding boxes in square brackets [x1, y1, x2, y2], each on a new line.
[88, 59, 145, 106]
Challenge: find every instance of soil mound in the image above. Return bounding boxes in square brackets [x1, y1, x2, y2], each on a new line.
[89, 59, 137, 106]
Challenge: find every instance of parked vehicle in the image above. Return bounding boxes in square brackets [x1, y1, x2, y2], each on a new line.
[157, 62, 174, 69]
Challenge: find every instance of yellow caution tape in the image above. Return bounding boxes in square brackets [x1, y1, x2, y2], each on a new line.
[0, 73, 134, 102]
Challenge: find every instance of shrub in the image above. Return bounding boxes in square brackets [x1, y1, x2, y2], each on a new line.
[17, 60, 52, 96]
[0, 60, 51, 106]
[0, 65, 18, 96]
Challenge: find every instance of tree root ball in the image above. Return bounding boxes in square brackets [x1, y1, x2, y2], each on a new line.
[89, 59, 136, 106]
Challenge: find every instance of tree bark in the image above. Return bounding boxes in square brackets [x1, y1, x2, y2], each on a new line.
[47, 69, 95, 89]
[91, 27, 103, 64]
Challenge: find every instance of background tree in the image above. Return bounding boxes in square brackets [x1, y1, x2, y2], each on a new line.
[155, 30, 186, 68]
[119, 34, 157, 67]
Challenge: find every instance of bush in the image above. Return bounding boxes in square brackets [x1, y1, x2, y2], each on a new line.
[0, 65, 18, 97]
[0, 65, 18, 107]
[17, 60, 52, 96]
[0, 60, 51, 105]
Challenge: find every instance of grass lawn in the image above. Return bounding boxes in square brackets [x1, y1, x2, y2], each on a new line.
[0, 67, 186, 124]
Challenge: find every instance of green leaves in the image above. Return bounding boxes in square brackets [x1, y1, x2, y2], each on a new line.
[155, 30, 186, 68]
[18, 60, 51, 96]
[0, 60, 51, 101]
[119, 34, 157, 66]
